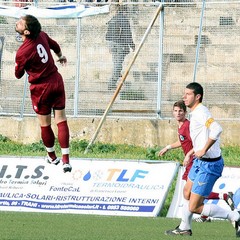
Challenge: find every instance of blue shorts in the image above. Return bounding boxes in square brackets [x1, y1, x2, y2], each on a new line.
[188, 157, 224, 198]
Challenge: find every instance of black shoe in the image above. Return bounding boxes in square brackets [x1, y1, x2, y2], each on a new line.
[63, 163, 72, 173]
[46, 156, 60, 165]
[165, 226, 192, 236]
[236, 211, 240, 238]
[225, 192, 235, 211]
[237, 228, 240, 238]
[195, 216, 211, 223]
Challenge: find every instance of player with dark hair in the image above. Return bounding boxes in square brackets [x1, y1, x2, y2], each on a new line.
[159, 100, 234, 223]
[165, 82, 240, 237]
[159, 100, 193, 180]
[15, 15, 72, 173]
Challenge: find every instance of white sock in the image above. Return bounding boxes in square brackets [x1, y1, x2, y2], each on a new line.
[202, 204, 239, 221]
[179, 199, 193, 230]
[218, 192, 224, 200]
[46, 146, 55, 152]
[61, 148, 69, 154]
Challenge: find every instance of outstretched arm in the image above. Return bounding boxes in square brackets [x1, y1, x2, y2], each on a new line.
[158, 140, 181, 156]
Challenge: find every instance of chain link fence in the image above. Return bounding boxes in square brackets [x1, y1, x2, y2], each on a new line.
[0, 1, 239, 119]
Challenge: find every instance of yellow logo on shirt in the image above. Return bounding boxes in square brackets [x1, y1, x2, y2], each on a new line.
[205, 118, 214, 128]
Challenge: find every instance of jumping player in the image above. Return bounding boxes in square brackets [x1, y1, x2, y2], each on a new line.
[165, 83, 240, 237]
[159, 100, 234, 223]
[15, 15, 72, 173]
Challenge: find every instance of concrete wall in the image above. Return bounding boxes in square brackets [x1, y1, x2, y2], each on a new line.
[0, 117, 239, 147]
[1, 3, 240, 147]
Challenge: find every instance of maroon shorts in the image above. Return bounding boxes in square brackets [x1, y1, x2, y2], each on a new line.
[182, 160, 193, 181]
[30, 72, 66, 115]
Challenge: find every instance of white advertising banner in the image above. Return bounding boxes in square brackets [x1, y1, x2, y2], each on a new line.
[167, 166, 240, 219]
[0, 157, 179, 217]
[0, 5, 109, 19]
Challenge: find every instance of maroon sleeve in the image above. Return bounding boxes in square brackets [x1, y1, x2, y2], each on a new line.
[15, 48, 26, 79]
[45, 33, 61, 55]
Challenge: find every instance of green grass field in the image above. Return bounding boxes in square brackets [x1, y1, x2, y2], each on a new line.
[0, 211, 238, 240]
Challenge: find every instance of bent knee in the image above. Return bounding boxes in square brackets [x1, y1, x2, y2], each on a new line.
[188, 202, 203, 214]
[183, 189, 191, 200]
[188, 205, 198, 213]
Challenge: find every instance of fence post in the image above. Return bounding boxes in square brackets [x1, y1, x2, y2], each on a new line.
[156, 4, 164, 119]
[34, 0, 38, 7]
[74, 18, 81, 117]
[20, 74, 28, 119]
[193, 0, 206, 82]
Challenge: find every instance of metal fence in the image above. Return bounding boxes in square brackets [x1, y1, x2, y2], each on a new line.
[0, 1, 240, 120]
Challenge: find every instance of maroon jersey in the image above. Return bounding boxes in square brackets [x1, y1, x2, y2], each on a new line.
[178, 119, 194, 180]
[178, 119, 192, 156]
[15, 31, 60, 83]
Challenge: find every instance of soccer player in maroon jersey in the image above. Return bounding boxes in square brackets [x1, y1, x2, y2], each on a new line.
[159, 100, 234, 223]
[159, 100, 194, 181]
[15, 15, 72, 173]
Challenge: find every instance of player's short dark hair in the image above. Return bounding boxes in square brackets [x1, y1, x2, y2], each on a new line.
[186, 82, 203, 102]
[173, 100, 186, 112]
[22, 15, 41, 39]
